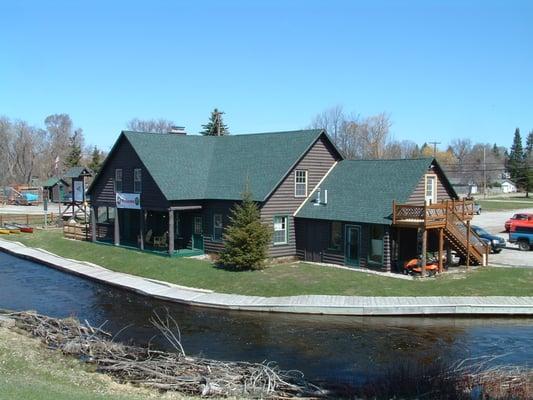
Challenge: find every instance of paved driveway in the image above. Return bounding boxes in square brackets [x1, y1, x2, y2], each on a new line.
[472, 208, 533, 268]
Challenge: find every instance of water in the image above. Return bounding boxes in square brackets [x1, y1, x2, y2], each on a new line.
[1, 251, 532, 387]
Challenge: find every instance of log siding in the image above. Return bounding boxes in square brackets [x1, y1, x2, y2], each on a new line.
[406, 168, 455, 205]
[260, 136, 341, 258]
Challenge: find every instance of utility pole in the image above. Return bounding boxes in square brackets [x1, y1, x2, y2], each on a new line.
[483, 147, 487, 198]
[429, 141, 441, 158]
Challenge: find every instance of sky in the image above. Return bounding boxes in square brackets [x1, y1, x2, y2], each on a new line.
[1, 0, 531, 151]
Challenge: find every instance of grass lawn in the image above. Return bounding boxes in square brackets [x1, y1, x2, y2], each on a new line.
[0, 327, 191, 400]
[2, 229, 533, 297]
[478, 197, 533, 211]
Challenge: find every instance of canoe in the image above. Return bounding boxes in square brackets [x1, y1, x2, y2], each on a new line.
[2, 224, 21, 234]
[0, 229, 10, 235]
[11, 223, 34, 233]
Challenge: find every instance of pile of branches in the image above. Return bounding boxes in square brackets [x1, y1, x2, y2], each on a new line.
[6, 311, 326, 399]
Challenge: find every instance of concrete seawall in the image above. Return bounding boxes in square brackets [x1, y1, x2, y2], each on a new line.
[1, 238, 532, 316]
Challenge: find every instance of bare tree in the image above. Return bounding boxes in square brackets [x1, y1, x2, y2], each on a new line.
[126, 118, 176, 134]
[308, 105, 346, 144]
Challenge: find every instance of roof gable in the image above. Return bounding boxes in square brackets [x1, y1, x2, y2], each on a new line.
[295, 158, 443, 224]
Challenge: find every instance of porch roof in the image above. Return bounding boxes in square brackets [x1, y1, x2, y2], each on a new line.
[295, 158, 449, 225]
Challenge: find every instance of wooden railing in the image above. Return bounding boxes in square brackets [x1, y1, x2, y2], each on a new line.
[0, 213, 58, 226]
[393, 199, 475, 227]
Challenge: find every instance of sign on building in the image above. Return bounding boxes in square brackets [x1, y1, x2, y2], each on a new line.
[116, 193, 141, 209]
[73, 180, 85, 202]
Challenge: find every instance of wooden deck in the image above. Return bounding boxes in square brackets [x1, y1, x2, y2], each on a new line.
[1, 238, 532, 316]
[392, 199, 475, 228]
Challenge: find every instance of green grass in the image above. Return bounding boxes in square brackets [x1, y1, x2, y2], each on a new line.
[0, 327, 190, 400]
[2, 229, 533, 297]
[478, 197, 533, 211]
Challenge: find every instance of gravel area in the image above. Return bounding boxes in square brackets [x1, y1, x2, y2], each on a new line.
[472, 208, 533, 268]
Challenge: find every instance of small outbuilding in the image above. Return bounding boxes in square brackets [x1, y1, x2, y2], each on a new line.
[42, 177, 70, 203]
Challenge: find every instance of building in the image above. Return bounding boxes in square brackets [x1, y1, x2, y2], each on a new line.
[41, 177, 70, 203]
[499, 179, 517, 194]
[87, 129, 487, 271]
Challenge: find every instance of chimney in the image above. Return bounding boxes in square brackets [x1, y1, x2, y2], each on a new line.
[169, 126, 187, 135]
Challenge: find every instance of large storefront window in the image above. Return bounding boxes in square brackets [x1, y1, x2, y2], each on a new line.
[368, 225, 384, 266]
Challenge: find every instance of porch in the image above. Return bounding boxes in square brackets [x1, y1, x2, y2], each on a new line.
[392, 199, 490, 272]
[90, 205, 205, 256]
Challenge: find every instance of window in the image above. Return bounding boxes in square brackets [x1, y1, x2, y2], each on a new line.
[134, 168, 142, 193]
[273, 216, 288, 245]
[329, 221, 342, 250]
[368, 225, 384, 266]
[115, 169, 123, 193]
[425, 175, 436, 205]
[294, 170, 308, 197]
[213, 214, 223, 241]
[194, 216, 203, 235]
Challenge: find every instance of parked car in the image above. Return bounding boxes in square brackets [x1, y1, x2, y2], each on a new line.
[508, 224, 533, 251]
[471, 225, 505, 253]
[473, 202, 481, 215]
[504, 213, 533, 232]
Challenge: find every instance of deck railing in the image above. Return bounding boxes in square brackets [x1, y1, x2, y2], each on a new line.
[392, 199, 474, 227]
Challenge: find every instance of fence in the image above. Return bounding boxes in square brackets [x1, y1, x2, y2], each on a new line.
[0, 213, 58, 226]
[63, 219, 89, 241]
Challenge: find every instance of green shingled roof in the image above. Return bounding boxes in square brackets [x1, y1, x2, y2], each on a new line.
[123, 129, 328, 202]
[64, 166, 93, 178]
[41, 177, 68, 187]
[296, 158, 440, 225]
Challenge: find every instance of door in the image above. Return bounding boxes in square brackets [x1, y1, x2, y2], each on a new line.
[192, 216, 204, 250]
[425, 175, 437, 205]
[345, 225, 361, 267]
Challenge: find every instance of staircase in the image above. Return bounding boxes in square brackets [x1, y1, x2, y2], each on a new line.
[444, 208, 488, 266]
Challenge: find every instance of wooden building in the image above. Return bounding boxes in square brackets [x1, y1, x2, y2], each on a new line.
[42, 177, 69, 203]
[87, 129, 488, 270]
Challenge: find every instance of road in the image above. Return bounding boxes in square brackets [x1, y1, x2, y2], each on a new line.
[473, 208, 533, 268]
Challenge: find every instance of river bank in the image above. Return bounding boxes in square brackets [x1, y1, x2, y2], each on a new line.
[1, 238, 532, 316]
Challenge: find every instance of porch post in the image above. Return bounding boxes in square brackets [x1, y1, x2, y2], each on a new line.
[446, 246, 452, 269]
[90, 206, 97, 242]
[466, 220, 471, 269]
[383, 227, 391, 272]
[139, 208, 144, 251]
[168, 209, 174, 255]
[438, 228, 444, 273]
[114, 207, 120, 246]
[421, 228, 427, 276]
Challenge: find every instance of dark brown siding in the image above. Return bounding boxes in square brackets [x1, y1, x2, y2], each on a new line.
[201, 200, 235, 254]
[90, 136, 168, 209]
[406, 169, 455, 205]
[295, 218, 390, 270]
[260, 136, 341, 258]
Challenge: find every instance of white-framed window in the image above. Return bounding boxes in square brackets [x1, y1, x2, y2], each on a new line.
[273, 216, 288, 245]
[134, 168, 142, 193]
[213, 214, 223, 241]
[294, 170, 308, 197]
[115, 169, 123, 193]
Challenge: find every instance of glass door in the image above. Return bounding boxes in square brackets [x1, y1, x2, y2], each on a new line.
[345, 225, 361, 267]
[192, 216, 204, 250]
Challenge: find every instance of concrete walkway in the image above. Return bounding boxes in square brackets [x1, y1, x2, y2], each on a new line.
[1, 238, 532, 316]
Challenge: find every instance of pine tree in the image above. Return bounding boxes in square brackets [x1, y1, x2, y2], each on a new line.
[524, 130, 533, 197]
[219, 189, 272, 270]
[200, 108, 229, 136]
[508, 128, 524, 186]
[64, 130, 82, 168]
[88, 146, 103, 174]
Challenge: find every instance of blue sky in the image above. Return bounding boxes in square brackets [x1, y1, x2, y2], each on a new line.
[1, 0, 531, 150]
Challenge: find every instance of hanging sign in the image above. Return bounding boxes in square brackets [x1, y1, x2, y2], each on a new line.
[73, 180, 84, 202]
[116, 193, 141, 209]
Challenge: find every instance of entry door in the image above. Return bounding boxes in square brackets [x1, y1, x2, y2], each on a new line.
[345, 225, 361, 267]
[192, 216, 204, 250]
[425, 175, 437, 205]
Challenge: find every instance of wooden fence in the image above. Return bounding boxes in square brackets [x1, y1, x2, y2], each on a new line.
[0, 213, 58, 226]
[63, 220, 89, 241]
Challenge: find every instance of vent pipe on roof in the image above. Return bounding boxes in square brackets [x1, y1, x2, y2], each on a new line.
[314, 188, 321, 206]
[324, 189, 328, 205]
[169, 126, 187, 135]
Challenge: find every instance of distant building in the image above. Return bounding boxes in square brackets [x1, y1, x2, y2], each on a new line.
[499, 179, 517, 194]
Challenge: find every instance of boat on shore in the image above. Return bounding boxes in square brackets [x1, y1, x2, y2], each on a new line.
[2, 224, 21, 234]
[10, 223, 34, 233]
[0, 228, 10, 235]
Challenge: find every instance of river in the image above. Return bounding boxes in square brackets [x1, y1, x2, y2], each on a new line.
[1, 251, 532, 388]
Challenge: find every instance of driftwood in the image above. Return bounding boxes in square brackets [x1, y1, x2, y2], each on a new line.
[5, 311, 327, 399]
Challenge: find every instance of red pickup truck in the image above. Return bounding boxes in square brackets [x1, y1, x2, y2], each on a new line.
[505, 213, 533, 232]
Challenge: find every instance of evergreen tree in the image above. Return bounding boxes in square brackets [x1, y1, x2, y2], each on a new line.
[508, 128, 524, 186]
[219, 189, 272, 270]
[200, 108, 229, 136]
[492, 143, 500, 157]
[524, 131, 533, 197]
[64, 130, 82, 168]
[88, 146, 103, 174]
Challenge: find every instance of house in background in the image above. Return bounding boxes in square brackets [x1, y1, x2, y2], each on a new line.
[87, 129, 487, 271]
[449, 178, 478, 197]
[499, 179, 517, 194]
[41, 177, 70, 203]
